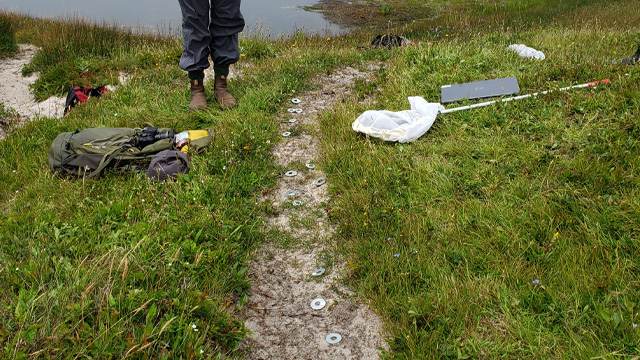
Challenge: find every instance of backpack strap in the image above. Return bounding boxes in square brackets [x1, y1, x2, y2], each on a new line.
[86, 145, 130, 179]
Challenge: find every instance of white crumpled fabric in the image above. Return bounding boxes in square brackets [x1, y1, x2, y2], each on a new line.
[352, 96, 444, 143]
[508, 44, 546, 60]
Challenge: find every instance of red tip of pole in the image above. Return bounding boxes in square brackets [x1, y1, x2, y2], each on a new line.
[601, 79, 611, 84]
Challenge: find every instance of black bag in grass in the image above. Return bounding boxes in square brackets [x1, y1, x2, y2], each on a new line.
[370, 34, 413, 49]
[146, 150, 190, 182]
[64, 85, 108, 115]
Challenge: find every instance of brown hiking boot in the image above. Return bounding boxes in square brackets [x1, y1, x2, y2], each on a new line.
[189, 79, 207, 111]
[214, 75, 237, 109]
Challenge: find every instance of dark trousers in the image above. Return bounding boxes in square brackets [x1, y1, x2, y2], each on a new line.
[178, 0, 244, 72]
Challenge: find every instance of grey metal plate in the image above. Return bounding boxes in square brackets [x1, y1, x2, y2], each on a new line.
[441, 77, 519, 104]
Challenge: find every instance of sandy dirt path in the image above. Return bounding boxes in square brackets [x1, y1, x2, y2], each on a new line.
[242, 67, 388, 359]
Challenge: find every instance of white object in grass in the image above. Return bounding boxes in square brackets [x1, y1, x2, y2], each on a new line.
[352, 97, 443, 143]
[508, 44, 546, 60]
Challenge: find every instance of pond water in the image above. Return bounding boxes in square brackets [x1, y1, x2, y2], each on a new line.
[0, 0, 345, 37]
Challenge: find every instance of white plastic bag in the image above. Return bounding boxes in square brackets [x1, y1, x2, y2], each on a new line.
[508, 44, 546, 60]
[352, 96, 444, 143]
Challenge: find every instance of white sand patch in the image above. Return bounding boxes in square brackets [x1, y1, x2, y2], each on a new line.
[0, 44, 128, 141]
[0, 44, 65, 121]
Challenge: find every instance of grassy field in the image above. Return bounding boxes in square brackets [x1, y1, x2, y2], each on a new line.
[1, 0, 639, 358]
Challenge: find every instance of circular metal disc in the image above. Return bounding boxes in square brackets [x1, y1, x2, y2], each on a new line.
[313, 177, 327, 186]
[285, 190, 297, 197]
[291, 98, 301, 104]
[287, 108, 296, 113]
[305, 161, 315, 169]
[294, 108, 303, 113]
[288, 118, 297, 123]
[312, 268, 325, 276]
[285, 170, 297, 177]
[326, 333, 342, 344]
[310, 298, 326, 310]
[282, 131, 291, 137]
[292, 200, 303, 206]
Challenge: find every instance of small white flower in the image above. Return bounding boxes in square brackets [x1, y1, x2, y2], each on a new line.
[186, 262, 189, 265]
[15, 267, 19, 270]
[200, 349, 204, 354]
[168, 263, 172, 266]
[193, 198, 196, 201]
[141, 199, 145, 202]
[191, 324, 197, 329]
[223, 166, 227, 170]
[634, 323, 638, 328]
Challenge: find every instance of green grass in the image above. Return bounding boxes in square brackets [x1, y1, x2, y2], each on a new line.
[0, 14, 362, 359]
[320, 2, 640, 358]
[1, 0, 639, 358]
[0, 83, 267, 357]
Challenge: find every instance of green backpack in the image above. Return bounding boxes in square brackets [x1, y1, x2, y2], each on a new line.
[48, 127, 176, 178]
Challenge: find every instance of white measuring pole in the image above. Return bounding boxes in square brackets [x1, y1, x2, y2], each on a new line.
[439, 79, 610, 114]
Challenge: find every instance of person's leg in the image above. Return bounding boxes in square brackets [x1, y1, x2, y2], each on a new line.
[210, 0, 244, 109]
[211, 33, 240, 109]
[178, 0, 211, 110]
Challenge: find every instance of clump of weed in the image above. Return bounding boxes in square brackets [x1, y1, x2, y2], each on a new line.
[0, 103, 19, 133]
[353, 77, 379, 100]
[239, 37, 279, 59]
[0, 15, 18, 58]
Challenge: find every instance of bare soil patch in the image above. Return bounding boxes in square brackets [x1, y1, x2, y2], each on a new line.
[242, 67, 388, 359]
[0, 44, 126, 141]
[0, 44, 64, 140]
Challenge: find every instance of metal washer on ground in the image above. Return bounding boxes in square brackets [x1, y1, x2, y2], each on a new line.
[287, 108, 296, 113]
[311, 268, 325, 276]
[292, 200, 303, 206]
[305, 161, 315, 169]
[291, 98, 301, 104]
[282, 131, 291, 137]
[326, 333, 342, 344]
[310, 298, 326, 310]
[313, 177, 326, 186]
[285, 170, 297, 177]
[285, 190, 297, 197]
[294, 108, 303, 113]
[288, 118, 297, 123]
